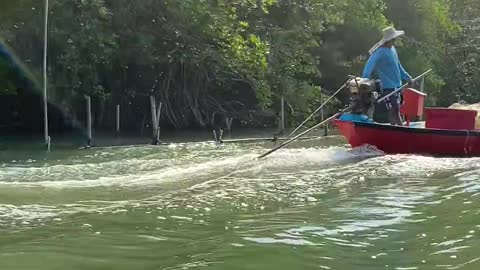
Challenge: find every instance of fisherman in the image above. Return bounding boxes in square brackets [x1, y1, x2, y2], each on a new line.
[363, 26, 413, 126]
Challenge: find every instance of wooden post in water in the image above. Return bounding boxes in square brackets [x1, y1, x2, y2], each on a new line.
[86, 96, 92, 147]
[280, 96, 285, 134]
[213, 130, 218, 142]
[226, 117, 233, 137]
[150, 96, 160, 145]
[150, 96, 158, 144]
[115, 104, 120, 136]
[320, 90, 328, 136]
[156, 102, 163, 144]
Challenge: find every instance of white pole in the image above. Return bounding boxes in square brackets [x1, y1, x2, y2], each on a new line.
[43, 0, 50, 149]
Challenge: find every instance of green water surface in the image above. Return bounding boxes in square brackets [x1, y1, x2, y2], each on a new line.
[1, 136, 480, 270]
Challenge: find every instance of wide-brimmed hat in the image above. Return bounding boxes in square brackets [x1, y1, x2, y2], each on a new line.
[369, 26, 405, 55]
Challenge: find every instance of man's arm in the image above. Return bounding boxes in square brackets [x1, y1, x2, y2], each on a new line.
[362, 51, 379, 79]
[399, 62, 413, 82]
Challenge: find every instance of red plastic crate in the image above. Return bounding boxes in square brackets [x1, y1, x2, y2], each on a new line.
[425, 108, 477, 130]
[400, 88, 427, 118]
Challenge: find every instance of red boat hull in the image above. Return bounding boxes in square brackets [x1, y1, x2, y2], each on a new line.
[334, 120, 480, 156]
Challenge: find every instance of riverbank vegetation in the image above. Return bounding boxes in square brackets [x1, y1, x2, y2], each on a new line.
[1, 0, 479, 132]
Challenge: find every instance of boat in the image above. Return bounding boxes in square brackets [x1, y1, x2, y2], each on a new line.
[335, 88, 480, 156]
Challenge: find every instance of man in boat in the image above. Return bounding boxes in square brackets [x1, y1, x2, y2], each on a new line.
[362, 26, 414, 126]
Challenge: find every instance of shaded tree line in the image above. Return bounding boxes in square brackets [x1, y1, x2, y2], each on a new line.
[0, 0, 478, 133]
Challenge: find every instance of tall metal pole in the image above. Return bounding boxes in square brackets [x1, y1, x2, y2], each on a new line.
[43, 0, 50, 149]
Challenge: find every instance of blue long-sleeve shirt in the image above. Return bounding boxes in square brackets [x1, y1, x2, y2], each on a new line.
[362, 47, 412, 89]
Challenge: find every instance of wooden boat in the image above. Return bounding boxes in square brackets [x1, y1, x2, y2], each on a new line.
[335, 119, 480, 156]
[335, 88, 480, 156]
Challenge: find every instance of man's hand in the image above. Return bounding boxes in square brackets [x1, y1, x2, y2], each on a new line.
[407, 78, 414, 87]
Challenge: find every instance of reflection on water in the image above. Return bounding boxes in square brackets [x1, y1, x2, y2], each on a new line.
[1, 136, 480, 269]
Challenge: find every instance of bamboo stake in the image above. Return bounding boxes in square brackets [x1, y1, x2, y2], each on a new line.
[86, 96, 92, 147]
[156, 102, 163, 143]
[320, 90, 328, 136]
[116, 104, 120, 135]
[150, 96, 158, 144]
[226, 117, 233, 136]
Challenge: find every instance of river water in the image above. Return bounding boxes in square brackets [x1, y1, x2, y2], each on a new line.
[1, 135, 480, 270]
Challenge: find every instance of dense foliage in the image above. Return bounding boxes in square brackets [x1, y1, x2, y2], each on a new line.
[0, 0, 478, 131]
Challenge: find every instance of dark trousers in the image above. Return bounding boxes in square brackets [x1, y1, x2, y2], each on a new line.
[374, 88, 403, 125]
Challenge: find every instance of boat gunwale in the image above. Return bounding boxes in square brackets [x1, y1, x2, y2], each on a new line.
[337, 120, 480, 137]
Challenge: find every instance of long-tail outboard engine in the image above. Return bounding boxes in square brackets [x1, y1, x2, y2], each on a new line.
[347, 77, 381, 119]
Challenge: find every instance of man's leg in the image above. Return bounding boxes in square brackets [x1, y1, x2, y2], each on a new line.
[374, 102, 390, 123]
[389, 107, 403, 126]
[385, 95, 403, 126]
[388, 94, 403, 126]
